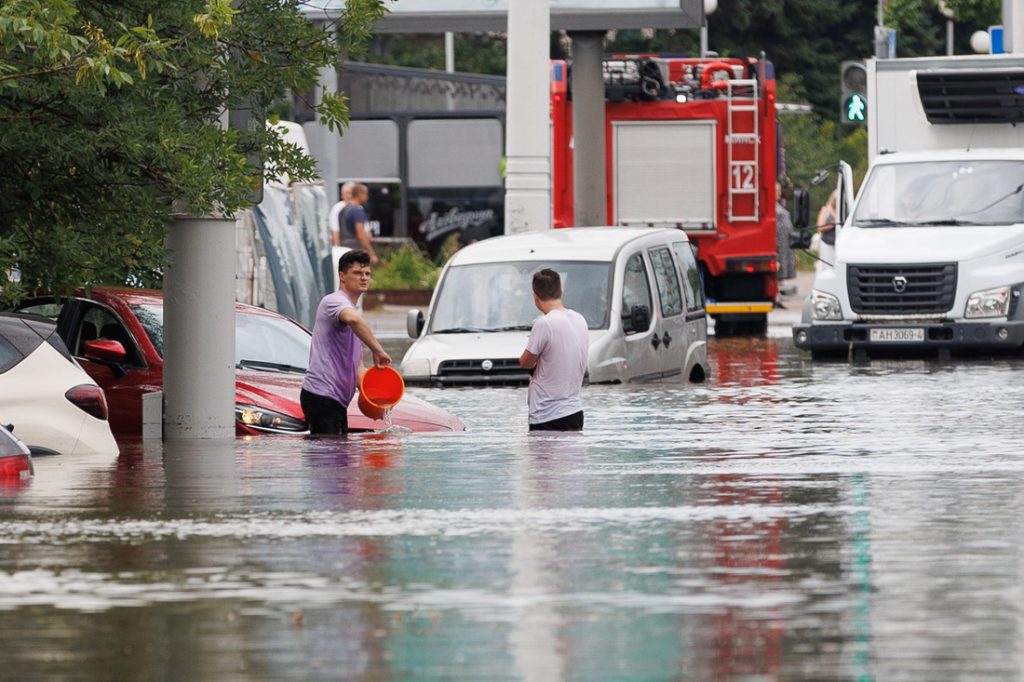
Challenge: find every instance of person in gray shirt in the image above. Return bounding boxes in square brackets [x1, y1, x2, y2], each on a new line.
[519, 269, 589, 431]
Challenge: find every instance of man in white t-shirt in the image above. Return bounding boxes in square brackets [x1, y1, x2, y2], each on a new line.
[519, 268, 589, 431]
[328, 181, 355, 247]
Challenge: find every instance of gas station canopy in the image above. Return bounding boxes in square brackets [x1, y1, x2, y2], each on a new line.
[299, 0, 702, 32]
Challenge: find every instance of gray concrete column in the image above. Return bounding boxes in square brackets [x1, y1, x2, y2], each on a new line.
[1005, 0, 1024, 53]
[163, 215, 237, 440]
[568, 31, 607, 228]
[504, 0, 551, 233]
[305, 60, 341, 203]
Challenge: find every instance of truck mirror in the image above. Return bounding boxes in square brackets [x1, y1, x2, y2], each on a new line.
[790, 229, 813, 250]
[792, 188, 810, 229]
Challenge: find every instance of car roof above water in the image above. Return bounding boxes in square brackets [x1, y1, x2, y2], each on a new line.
[69, 286, 290, 320]
[448, 227, 688, 266]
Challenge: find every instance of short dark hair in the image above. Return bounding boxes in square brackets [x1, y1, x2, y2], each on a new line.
[339, 249, 371, 273]
[532, 268, 561, 301]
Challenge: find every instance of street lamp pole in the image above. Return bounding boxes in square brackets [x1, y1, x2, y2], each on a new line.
[874, 0, 891, 59]
[939, 2, 955, 55]
[700, 0, 717, 57]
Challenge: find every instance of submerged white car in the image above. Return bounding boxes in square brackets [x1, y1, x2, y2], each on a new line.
[0, 313, 118, 456]
[401, 227, 710, 386]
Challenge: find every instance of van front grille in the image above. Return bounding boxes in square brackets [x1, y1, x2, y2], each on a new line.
[847, 263, 957, 315]
[436, 358, 529, 386]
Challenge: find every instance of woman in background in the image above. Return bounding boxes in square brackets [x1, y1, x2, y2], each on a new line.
[815, 189, 839, 272]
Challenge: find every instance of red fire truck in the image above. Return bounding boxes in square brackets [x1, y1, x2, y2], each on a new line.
[551, 55, 780, 334]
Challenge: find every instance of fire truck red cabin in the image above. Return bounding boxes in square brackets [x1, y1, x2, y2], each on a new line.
[551, 55, 781, 334]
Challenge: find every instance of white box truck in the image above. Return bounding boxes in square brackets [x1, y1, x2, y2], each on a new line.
[793, 54, 1024, 358]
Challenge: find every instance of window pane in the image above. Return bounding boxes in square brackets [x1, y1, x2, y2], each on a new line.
[235, 312, 311, 370]
[621, 253, 652, 333]
[672, 242, 704, 311]
[336, 120, 400, 181]
[17, 302, 63, 320]
[131, 305, 164, 356]
[409, 119, 503, 188]
[430, 261, 611, 331]
[0, 336, 22, 374]
[649, 247, 683, 317]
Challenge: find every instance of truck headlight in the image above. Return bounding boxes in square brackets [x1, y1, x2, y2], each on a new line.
[965, 286, 1011, 319]
[235, 405, 307, 433]
[811, 290, 843, 321]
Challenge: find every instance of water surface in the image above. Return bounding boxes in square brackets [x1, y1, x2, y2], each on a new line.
[3, 336, 1024, 680]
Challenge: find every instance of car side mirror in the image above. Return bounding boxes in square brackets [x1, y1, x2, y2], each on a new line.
[84, 339, 127, 363]
[792, 188, 810, 229]
[626, 304, 651, 334]
[83, 339, 128, 378]
[406, 309, 424, 339]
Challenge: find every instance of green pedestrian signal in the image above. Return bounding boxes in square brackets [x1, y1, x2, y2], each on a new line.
[839, 60, 868, 127]
[844, 93, 866, 122]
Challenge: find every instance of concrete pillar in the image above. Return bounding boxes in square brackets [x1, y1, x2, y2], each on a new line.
[1005, 0, 1024, 53]
[302, 21, 340, 202]
[568, 31, 607, 228]
[163, 215, 237, 440]
[504, 0, 551, 234]
[306, 60, 341, 202]
[445, 32, 455, 72]
[445, 32, 456, 111]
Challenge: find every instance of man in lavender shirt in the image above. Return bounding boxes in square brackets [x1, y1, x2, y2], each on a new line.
[301, 250, 392, 435]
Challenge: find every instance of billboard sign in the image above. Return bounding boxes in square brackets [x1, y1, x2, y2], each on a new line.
[300, 0, 702, 31]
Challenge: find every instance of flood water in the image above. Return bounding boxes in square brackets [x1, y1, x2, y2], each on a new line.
[4, 334, 1024, 680]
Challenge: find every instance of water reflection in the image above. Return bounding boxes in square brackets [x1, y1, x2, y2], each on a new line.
[3, 338, 1024, 678]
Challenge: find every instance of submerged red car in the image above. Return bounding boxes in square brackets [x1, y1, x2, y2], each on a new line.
[15, 287, 464, 437]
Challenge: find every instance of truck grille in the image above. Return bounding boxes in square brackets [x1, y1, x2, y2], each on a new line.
[436, 358, 529, 387]
[847, 263, 957, 315]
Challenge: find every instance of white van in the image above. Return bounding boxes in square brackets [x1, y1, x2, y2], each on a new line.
[400, 227, 710, 386]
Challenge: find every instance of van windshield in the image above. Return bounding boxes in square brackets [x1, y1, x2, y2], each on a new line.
[852, 160, 1024, 227]
[430, 261, 612, 333]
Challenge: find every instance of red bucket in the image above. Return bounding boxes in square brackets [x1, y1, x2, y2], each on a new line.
[357, 366, 405, 420]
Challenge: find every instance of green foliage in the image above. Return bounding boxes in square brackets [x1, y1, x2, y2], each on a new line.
[365, 31, 508, 75]
[0, 0, 388, 307]
[796, 248, 818, 272]
[372, 242, 440, 290]
[886, 0, 999, 57]
[777, 73, 868, 216]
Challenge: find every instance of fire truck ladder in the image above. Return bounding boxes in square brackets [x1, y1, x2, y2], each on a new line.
[725, 79, 759, 222]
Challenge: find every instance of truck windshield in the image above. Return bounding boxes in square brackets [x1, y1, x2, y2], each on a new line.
[430, 261, 612, 333]
[852, 160, 1024, 227]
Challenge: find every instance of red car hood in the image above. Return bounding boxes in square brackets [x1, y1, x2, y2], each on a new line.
[235, 369, 464, 432]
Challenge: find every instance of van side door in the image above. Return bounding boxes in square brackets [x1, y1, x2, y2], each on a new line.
[672, 240, 709, 378]
[647, 245, 687, 378]
[620, 250, 659, 381]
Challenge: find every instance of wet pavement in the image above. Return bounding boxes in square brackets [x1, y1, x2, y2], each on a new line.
[5, 274, 1024, 680]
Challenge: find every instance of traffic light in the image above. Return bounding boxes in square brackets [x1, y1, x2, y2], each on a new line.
[840, 60, 867, 126]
